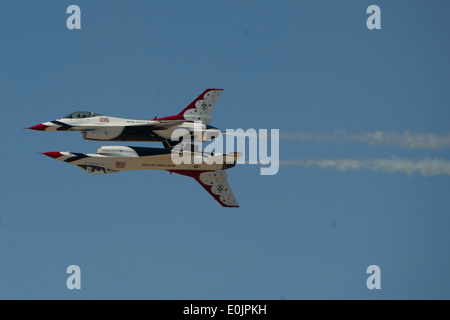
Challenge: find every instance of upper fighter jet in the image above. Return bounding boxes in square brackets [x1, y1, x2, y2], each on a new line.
[28, 89, 222, 148]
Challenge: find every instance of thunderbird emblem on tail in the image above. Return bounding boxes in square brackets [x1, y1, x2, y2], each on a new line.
[30, 89, 242, 207]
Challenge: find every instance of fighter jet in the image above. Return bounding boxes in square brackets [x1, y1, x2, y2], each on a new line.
[28, 89, 223, 149]
[41, 144, 242, 207]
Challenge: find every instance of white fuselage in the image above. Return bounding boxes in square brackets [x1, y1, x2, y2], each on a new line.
[51, 147, 237, 174]
[38, 116, 210, 141]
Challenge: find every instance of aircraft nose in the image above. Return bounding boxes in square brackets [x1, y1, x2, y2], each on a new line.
[41, 152, 64, 159]
[28, 121, 61, 131]
[28, 123, 49, 131]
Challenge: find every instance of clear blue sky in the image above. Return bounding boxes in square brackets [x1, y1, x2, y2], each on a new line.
[1, 1, 450, 299]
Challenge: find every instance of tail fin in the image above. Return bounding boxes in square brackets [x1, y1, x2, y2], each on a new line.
[169, 170, 239, 207]
[155, 88, 223, 123]
[178, 88, 223, 124]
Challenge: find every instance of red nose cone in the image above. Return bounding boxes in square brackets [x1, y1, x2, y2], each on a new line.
[28, 124, 49, 131]
[42, 152, 63, 159]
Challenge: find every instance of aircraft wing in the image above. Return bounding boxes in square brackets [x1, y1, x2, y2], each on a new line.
[169, 170, 239, 208]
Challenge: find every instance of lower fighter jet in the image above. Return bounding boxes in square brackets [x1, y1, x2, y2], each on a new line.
[28, 89, 223, 148]
[41, 145, 241, 207]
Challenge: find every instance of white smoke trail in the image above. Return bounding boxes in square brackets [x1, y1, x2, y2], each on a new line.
[279, 158, 450, 177]
[280, 131, 450, 150]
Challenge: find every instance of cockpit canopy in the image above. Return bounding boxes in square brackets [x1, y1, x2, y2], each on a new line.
[63, 111, 103, 119]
